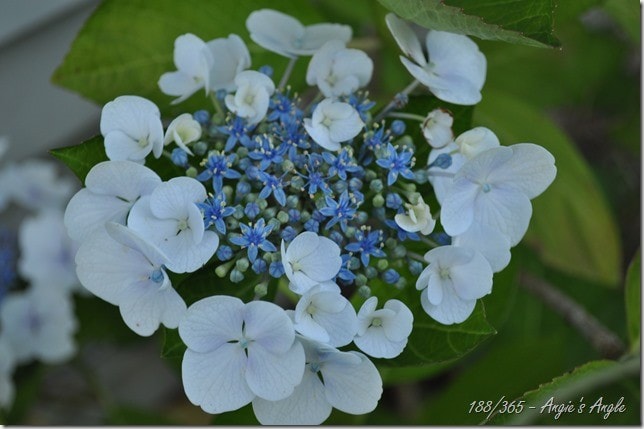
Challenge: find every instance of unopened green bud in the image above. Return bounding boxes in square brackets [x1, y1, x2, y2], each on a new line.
[333, 181, 348, 194]
[264, 207, 277, 219]
[414, 169, 428, 184]
[369, 179, 383, 193]
[193, 141, 208, 156]
[277, 211, 289, 224]
[356, 211, 368, 223]
[344, 226, 356, 238]
[355, 274, 368, 287]
[254, 282, 268, 298]
[365, 169, 377, 181]
[230, 269, 244, 283]
[396, 135, 414, 149]
[365, 266, 378, 279]
[315, 198, 327, 210]
[215, 261, 234, 278]
[395, 277, 408, 290]
[286, 195, 299, 209]
[282, 159, 295, 172]
[236, 146, 249, 159]
[348, 256, 361, 270]
[409, 192, 421, 205]
[300, 210, 311, 223]
[235, 257, 250, 272]
[383, 238, 396, 250]
[257, 198, 268, 210]
[376, 259, 389, 271]
[222, 185, 233, 201]
[290, 176, 305, 191]
[357, 285, 372, 298]
[372, 194, 385, 208]
[233, 205, 244, 219]
[226, 218, 239, 230]
[393, 245, 407, 259]
[186, 167, 198, 178]
[267, 218, 281, 232]
[270, 252, 280, 262]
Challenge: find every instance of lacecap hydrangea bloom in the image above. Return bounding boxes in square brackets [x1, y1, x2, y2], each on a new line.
[65, 8, 556, 425]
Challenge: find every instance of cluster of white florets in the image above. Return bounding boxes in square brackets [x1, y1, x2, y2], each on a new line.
[63, 8, 556, 425]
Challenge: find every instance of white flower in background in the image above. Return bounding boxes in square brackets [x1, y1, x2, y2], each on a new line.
[292, 283, 358, 347]
[452, 223, 511, 273]
[18, 210, 79, 293]
[224, 70, 275, 125]
[0, 136, 8, 160]
[416, 245, 493, 324]
[306, 40, 373, 98]
[64, 160, 161, 242]
[385, 13, 486, 105]
[304, 98, 364, 151]
[0, 159, 75, 212]
[0, 337, 15, 409]
[454, 126, 500, 159]
[422, 108, 453, 149]
[354, 297, 413, 359]
[252, 337, 382, 425]
[164, 113, 202, 155]
[127, 177, 218, 273]
[281, 231, 342, 294]
[75, 222, 186, 336]
[246, 9, 352, 58]
[158, 34, 214, 103]
[207, 34, 251, 92]
[0, 286, 77, 364]
[394, 195, 436, 235]
[179, 295, 305, 414]
[441, 143, 557, 246]
[100, 95, 164, 163]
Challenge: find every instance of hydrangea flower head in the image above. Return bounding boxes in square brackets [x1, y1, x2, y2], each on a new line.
[164, 113, 202, 155]
[385, 13, 486, 105]
[179, 295, 305, 413]
[100, 95, 164, 163]
[246, 9, 352, 58]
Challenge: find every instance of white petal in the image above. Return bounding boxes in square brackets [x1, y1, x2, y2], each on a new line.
[246, 341, 305, 401]
[182, 345, 254, 413]
[173, 34, 209, 78]
[322, 351, 382, 414]
[420, 285, 476, 325]
[158, 71, 202, 102]
[85, 160, 161, 201]
[328, 111, 364, 143]
[64, 189, 131, 241]
[426, 272, 444, 305]
[440, 176, 479, 236]
[415, 265, 432, 291]
[449, 249, 493, 300]
[385, 13, 427, 66]
[304, 118, 339, 151]
[149, 177, 207, 220]
[312, 299, 358, 347]
[105, 222, 169, 266]
[207, 34, 251, 92]
[354, 326, 407, 359]
[244, 300, 295, 355]
[246, 9, 304, 58]
[455, 127, 500, 159]
[104, 130, 150, 162]
[252, 369, 331, 425]
[179, 295, 244, 353]
[118, 279, 185, 336]
[474, 185, 533, 246]
[285, 231, 319, 261]
[427, 30, 486, 91]
[382, 299, 414, 342]
[100, 95, 160, 137]
[300, 23, 352, 55]
[297, 236, 342, 281]
[452, 222, 511, 272]
[427, 142, 466, 204]
[489, 143, 557, 199]
[295, 312, 330, 343]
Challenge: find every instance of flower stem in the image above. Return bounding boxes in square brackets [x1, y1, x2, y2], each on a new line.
[420, 236, 439, 248]
[372, 79, 420, 123]
[210, 92, 224, 116]
[407, 251, 425, 263]
[278, 57, 298, 92]
[387, 112, 426, 122]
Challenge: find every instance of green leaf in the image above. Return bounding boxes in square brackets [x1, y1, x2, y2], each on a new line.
[362, 278, 496, 367]
[377, 0, 560, 48]
[485, 355, 640, 424]
[52, 0, 325, 117]
[50, 136, 107, 183]
[51, 135, 185, 183]
[475, 89, 622, 286]
[624, 249, 640, 350]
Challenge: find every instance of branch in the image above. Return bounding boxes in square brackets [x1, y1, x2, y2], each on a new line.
[520, 272, 625, 359]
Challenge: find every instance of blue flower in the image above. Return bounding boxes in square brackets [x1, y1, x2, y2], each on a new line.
[197, 195, 236, 235]
[218, 116, 255, 152]
[280, 226, 297, 242]
[364, 127, 390, 151]
[193, 110, 210, 126]
[268, 92, 302, 123]
[322, 149, 361, 181]
[244, 202, 260, 219]
[274, 119, 310, 159]
[216, 245, 234, 261]
[319, 190, 358, 231]
[171, 148, 189, 167]
[229, 218, 277, 262]
[257, 171, 287, 206]
[385, 192, 403, 210]
[382, 268, 400, 284]
[348, 93, 376, 122]
[300, 154, 331, 196]
[196, 152, 241, 193]
[251, 258, 268, 274]
[390, 119, 406, 135]
[376, 143, 415, 186]
[345, 229, 386, 266]
[0, 230, 16, 302]
[337, 253, 356, 282]
[303, 219, 320, 233]
[269, 261, 285, 278]
[248, 135, 287, 170]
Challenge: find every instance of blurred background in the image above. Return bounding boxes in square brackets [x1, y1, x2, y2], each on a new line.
[0, 0, 640, 425]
